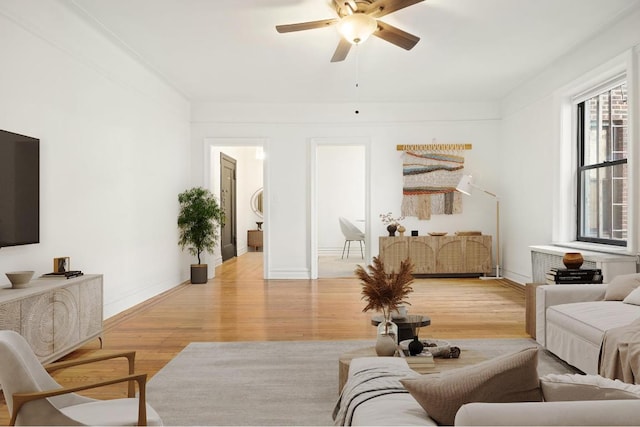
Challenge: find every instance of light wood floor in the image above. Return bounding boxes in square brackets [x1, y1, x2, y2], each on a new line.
[0, 252, 526, 424]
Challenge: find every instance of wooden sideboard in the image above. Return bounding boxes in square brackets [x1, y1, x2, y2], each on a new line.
[0, 274, 103, 363]
[379, 236, 492, 276]
[248, 230, 263, 251]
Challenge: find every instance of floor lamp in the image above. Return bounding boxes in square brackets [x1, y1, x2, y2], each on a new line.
[456, 174, 502, 279]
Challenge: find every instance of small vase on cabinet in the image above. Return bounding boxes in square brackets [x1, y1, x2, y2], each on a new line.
[387, 224, 397, 237]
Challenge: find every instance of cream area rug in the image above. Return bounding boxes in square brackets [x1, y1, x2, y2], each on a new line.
[146, 339, 578, 426]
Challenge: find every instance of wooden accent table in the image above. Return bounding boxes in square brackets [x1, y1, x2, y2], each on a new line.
[370, 314, 431, 342]
[247, 230, 263, 251]
[338, 346, 487, 392]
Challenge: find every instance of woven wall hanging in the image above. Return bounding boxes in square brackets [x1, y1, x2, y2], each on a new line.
[398, 143, 471, 220]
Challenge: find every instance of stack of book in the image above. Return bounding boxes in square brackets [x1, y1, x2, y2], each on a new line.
[42, 270, 84, 279]
[545, 268, 603, 284]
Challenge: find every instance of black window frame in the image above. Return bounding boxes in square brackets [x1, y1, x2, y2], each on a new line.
[576, 85, 628, 247]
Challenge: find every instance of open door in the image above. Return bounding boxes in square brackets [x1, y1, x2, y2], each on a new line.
[220, 153, 237, 261]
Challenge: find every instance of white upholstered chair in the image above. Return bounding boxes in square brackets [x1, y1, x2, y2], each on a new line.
[0, 330, 162, 426]
[339, 217, 365, 259]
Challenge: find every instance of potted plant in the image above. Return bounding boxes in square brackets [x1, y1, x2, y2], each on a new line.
[177, 187, 225, 284]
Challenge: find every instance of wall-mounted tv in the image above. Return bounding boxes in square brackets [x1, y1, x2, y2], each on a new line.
[0, 129, 39, 247]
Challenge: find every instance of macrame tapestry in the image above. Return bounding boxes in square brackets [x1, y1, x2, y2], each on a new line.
[401, 149, 465, 220]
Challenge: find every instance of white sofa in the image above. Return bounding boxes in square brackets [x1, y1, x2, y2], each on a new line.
[335, 356, 640, 426]
[535, 280, 640, 374]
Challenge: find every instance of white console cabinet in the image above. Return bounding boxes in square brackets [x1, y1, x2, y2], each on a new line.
[0, 274, 103, 363]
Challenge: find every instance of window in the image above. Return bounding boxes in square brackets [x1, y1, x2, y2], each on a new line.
[576, 81, 628, 246]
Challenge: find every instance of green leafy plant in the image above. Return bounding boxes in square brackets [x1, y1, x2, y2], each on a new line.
[356, 256, 414, 320]
[177, 187, 225, 264]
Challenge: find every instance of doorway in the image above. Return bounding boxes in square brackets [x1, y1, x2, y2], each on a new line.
[220, 153, 237, 262]
[204, 139, 267, 277]
[311, 138, 370, 279]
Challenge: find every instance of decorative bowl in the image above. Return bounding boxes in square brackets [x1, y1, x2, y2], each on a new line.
[400, 338, 450, 356]
[428, 232, 447, 236]
[6, 271, 34, 288]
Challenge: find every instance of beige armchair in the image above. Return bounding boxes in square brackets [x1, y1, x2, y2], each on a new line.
[0, 330, 162, 426]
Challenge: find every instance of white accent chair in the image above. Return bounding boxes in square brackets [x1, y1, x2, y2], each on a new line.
[0, 330, 162, 426]
[339, 217, 365, 259]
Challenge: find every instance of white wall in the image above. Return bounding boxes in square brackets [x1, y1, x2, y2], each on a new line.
[191, 102, 501, 279]
[317, 145, 365, 253]
[0, 1, 191, 318]
[500, 6, 640, 283]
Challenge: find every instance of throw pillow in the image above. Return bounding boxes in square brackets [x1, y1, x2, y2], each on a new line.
[623, 287, 640, 306]
[400, 347, 542, 425]
[541, 373, 640, 401]
[605, 273, 640, 301]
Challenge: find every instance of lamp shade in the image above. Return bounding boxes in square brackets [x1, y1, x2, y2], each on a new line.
[337, 13, 377, 44]
[456, 174, 473, 195]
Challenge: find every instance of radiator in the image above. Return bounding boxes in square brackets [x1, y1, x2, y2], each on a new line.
[530, 245, 637, 283]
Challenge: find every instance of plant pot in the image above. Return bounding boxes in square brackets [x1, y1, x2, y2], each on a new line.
[190, 264, 208, 284]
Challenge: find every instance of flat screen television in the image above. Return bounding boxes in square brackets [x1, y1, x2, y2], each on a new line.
[0, 129, 39, 247]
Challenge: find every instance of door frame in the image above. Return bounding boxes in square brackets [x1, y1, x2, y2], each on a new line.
[203, 138, 268, 279]
[310, 137, 371, 279]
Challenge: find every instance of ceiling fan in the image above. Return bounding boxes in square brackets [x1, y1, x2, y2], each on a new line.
[276, 0, 424, 62]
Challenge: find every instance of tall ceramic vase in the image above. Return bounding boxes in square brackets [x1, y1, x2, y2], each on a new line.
[375, 309, 398, 356]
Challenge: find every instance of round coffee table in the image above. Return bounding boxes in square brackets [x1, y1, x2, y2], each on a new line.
[371, 314, 431, 342]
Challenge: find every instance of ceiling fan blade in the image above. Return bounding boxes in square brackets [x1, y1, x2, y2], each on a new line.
[366, 0, 425, 18]
[276, 18, 339, 33]
[330, 38, 352, 62]
[373, 20, 420, 50]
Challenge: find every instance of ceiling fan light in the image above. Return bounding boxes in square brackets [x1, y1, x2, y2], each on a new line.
[337, 13, 377, 45]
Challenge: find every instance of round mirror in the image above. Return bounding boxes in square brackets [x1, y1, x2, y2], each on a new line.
[251, 188, 263, 218]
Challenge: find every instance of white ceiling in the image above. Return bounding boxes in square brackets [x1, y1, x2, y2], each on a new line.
[67, 0, 640, 104]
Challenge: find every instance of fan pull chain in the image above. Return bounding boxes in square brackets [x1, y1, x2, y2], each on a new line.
[354, 44, 360, 115]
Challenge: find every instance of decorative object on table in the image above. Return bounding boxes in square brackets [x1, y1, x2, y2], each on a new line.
[356, 256, 414, 356]
[456, 174, 502, 279]
[428, 232, 447, 236]
[408, 317, 424, 355]
[454, 230, 482, 236]
[375, 333, 398, 357]
[398, 143, 471, 220]
[397, 225, 406, 236]
[400, 338, 450, 356]
[256, 221, 263, 231]
[408, 335, 424, 356]
[380, 212, 404, 237]
[53, 257, 70, 273]
[562, 252, 584, 269]
[411, 230, 418, 236]
[5, 271, 34, 288]
[178, 187, 225, 284]
[386, 224, 397, 236]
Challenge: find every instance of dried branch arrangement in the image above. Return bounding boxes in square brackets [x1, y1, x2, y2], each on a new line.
[356, 256, 414, 319]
